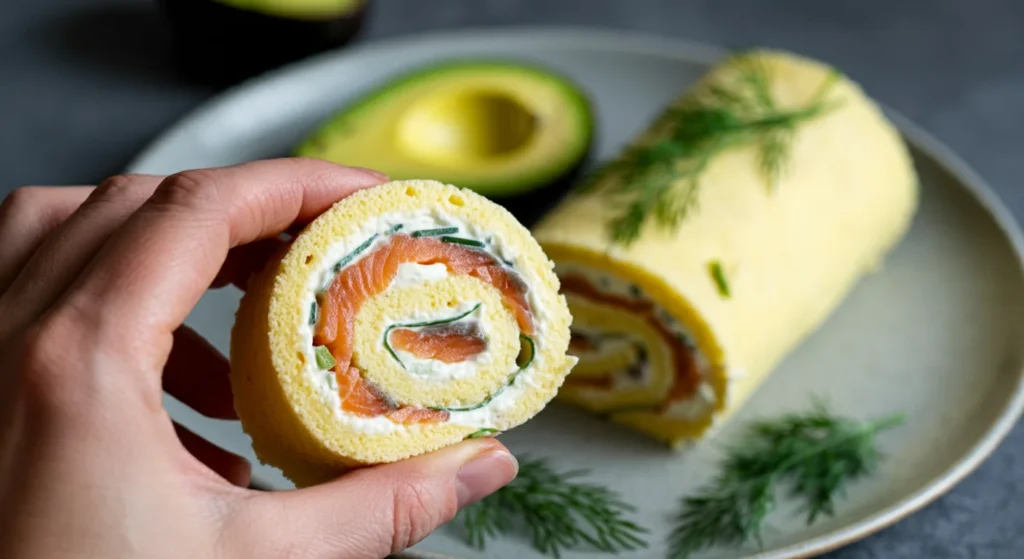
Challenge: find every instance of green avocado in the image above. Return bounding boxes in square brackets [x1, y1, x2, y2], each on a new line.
[295, 61, 594, 223]
[213, 0, 362, 19]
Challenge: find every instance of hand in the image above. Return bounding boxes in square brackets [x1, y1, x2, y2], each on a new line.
[0, 159, 518, 559]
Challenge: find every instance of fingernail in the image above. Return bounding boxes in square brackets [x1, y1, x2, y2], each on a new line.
[455, 448, 519, 508]
[351, 166, 389, 182]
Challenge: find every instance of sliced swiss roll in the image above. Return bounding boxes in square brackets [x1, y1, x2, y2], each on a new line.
[230, 179, 575, 487]
[532, 49, 918, 447]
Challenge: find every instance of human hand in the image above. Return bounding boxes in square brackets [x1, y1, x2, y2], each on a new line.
[0, 159, 518, 559]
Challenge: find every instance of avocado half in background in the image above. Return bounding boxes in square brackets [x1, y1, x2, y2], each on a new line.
[158, 0, 368, 85]
[295, 61, 595, 227]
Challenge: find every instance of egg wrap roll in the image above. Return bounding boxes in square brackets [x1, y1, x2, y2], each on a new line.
[532, 50, 918, 446]
[230, 180, 576, 486]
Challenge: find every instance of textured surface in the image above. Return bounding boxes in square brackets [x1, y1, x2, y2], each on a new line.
[2, 0, 1022, 558]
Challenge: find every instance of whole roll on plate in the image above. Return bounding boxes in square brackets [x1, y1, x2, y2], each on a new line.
[230, 179, 576, 487]
[532, 49, 918, 446]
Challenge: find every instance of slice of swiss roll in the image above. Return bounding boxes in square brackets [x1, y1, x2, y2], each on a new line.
[230, 179, 576, 487]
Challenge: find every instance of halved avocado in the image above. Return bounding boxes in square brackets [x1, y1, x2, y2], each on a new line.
[158, 0, 367, 85]
[295, 61, 595, 226]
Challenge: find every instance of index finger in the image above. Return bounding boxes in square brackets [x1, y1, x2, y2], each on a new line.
[62, 158, 387, 353]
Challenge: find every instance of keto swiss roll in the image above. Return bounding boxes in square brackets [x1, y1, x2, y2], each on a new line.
[230, 179, 576, 487]
[532, 49, 918, 446]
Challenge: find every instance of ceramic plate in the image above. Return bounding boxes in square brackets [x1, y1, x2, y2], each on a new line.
[126, 27, 1024, 559]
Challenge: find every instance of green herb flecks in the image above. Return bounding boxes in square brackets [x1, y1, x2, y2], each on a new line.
[441, 235, 486, 248]
[308, 301, 318, 326]
[434, 334, 534, 413]
[411, 226, 459, 238]
[457, 455, 648, 558]
[581, 53, 842, 245]
[467, 428, 501, 439]
[325, 372, 338, 391]
[314, 345, 336, 370]
[383, 303, 483, 369]
[387, 223, 404, 234]
[333, 233, 378, 272]
[708, 260, 730, 298]
[667, 405, 904, 558]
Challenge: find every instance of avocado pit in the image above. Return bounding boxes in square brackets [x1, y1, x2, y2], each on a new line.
[397, 90, 538, 166]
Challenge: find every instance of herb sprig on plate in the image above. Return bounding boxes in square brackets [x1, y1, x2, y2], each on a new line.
[455, 406, 903, 559]
[456, 455, 648, 558]
[667, 405, 904, 558]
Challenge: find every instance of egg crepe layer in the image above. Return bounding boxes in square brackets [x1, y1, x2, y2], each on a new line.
[532, 50, 918, 446]
[231, 179, 575, 486]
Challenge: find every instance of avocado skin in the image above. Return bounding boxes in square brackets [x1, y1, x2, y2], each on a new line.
[490, 150, 592, 229]
[158, 0, 367, 85]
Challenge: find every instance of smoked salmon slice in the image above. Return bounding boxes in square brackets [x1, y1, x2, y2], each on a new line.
[560, 274, 699, 404]
[313, 233, 534, 422]
[389, 322, 489, 364]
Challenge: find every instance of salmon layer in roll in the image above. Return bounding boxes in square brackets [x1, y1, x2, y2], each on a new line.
[230, 179, 576, 487]
[532, 49, 918, 447]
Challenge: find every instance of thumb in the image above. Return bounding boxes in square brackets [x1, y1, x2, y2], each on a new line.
[242, 439, 518, 559]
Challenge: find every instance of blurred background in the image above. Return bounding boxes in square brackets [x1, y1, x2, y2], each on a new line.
[1, 1, 1022, 557]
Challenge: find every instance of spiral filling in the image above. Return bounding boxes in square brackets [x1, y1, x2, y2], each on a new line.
[299, 211, 546, 433]
[555, 263, 718, 419]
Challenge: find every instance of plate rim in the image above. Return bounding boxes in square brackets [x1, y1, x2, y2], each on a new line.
[127, 25, 1024, 559]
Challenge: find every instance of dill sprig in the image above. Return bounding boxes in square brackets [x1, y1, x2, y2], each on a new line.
[667, 406, 905, 558]
[582, 53, 843, 245]
[455, 455, 648, 558]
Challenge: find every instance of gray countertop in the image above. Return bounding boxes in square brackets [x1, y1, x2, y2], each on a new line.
[2, 0, 1022, 557]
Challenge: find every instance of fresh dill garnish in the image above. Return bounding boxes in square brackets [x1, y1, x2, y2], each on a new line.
[308, 301, 318, 326]
[667, 406, 904, 558]
[708, 260, 730, 298]
[456, 455, 648, 558]
[581, 52, 843, 245]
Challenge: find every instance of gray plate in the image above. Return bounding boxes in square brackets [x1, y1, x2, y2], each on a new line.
[126, 27, 1024, 559]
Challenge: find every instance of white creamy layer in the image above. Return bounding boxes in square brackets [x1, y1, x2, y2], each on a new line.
[555, 262, 717, 418]
[297, 209, 547, 434]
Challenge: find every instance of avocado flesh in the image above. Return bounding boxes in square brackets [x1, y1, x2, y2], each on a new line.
[295, 61, 594, 219]
[213, 0, 362, 19]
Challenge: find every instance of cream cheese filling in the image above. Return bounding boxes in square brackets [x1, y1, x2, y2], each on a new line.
[297, 209, 547, 434]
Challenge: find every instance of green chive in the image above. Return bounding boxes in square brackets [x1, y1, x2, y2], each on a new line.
[314, 345, 336, 370]
[411, 226, 458, 238]
[334, 234, 378, 272]
[467, 428, 500, 439]
[387, 224, 404, 234]
[441, 236, 486, 248]
[308, 301, 318, 326]
[438, 334, 534, 412]
[709, 260, 731, 298]
[629, 284, 642, 298]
